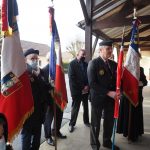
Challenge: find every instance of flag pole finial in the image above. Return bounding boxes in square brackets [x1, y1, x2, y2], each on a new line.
[133, 8, 137, 19]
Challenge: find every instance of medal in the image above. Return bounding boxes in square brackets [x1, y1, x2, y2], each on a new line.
[99, 69, 105, 76]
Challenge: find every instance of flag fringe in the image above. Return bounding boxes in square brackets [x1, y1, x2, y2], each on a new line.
[123, 92, 139, 107]
[8, 106, 34, 142]
[51, 90, 67, 111]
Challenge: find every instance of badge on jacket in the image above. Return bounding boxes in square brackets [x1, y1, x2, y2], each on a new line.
[99, 69, 105, 76]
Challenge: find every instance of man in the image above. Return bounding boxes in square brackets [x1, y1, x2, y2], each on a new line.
[68, 49, 90, 132]
[21, 48, 47, 150]
[42, 52, 66, 146]
[87, 40, 120, 150]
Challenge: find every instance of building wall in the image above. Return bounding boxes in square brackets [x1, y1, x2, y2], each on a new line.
[140, 51, 150, 80]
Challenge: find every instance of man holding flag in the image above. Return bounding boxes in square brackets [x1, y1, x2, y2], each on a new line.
[87, 40, 120, 150]
[21, 49, 48, 150]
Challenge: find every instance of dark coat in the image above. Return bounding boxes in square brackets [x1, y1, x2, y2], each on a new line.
[23, 65, 48, 131]
[41, 64, 54, 106]
[68, 58, 88, 97]
[87, 57, 117, 106]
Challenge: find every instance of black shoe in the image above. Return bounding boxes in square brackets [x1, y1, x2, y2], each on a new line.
[68, 125, 74, 132]
[47, 137, 55, 146]
[57, 132, 67, 139]
[103, 142, 120, 150]
[85, 122, 90, 127]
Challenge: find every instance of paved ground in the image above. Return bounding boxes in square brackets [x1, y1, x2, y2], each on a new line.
[39, 84, 150, 150]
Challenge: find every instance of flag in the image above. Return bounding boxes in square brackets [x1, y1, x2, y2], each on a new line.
[112, 27, 125, 149]
[0, 0, 34, 141]
[122, 19, 140, 107]
[114, 39, 124, 119]
[49, 7, 68, 111]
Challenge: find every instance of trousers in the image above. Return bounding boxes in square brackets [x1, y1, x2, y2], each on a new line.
[69, 93, 89, 126]
[90, 100, 114, 150]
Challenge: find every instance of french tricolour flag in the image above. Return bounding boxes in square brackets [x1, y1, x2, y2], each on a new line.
[122, 19, 141, 107]
[49, 7, 67, 111]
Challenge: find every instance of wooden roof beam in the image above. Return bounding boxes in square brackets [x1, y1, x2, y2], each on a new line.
[113, 36, 150, 42]
[93, 15, 150, 30]
[79, 0, 90, 25]
[93, 30, 111, 40]
[119, 25, 150, 41]
[93, 0, 126, 20]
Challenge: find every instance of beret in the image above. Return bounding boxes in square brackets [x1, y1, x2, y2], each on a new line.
[99, 40, 113, 46]
[24, 48, 39, 57]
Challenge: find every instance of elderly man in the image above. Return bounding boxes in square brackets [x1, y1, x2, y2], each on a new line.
[87, 40, 120, 150]
[68, 49, 90, 133]
[21, 48, 47, 150]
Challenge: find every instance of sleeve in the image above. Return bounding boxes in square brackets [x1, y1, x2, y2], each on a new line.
[140, 67, 148, 87]
[87, 60, 109, 96]
[68, 62, 78, 91]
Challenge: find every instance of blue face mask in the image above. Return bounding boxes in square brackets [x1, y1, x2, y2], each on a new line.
[0, 136, 6, 150]
[28, 60, 38, 70]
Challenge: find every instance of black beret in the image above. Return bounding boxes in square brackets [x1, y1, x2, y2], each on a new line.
[99, 40, 113, 46]
[24, 48, 39, 57]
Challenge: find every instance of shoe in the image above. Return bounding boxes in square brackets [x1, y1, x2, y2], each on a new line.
[68, 125, 74, 133]
[85, 122, 90, 127]
[57, 132, 67, 139]
[47, 137, 55, 146]
[103, 142, 120, 150]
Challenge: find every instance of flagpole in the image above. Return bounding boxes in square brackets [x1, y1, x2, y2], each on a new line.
[53, 101, 57, 150]
[127, 8, 136, 142]
[112, 26, 125, 150]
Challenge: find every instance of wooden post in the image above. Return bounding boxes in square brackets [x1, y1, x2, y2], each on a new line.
[92, 36, 98, 57]
[85, 0, 92, 62]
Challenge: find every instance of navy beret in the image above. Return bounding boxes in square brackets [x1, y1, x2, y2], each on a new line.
[24, 48, 39, 57]
[99, 40, 113, 46]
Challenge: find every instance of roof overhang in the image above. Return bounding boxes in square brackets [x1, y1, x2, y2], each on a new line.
[78, 0, 150, 51]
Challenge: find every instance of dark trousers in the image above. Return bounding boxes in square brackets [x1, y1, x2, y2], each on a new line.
[90, 101, 114, 150]
[44, 104, 63, 138]
[21, 124, 42, 150]
[69, 93, 89, 126]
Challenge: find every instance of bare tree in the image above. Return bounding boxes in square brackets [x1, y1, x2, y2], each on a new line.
[66, 40, 85, 58]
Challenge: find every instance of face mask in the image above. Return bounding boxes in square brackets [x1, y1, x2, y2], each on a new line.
[27, 60, 38, 70]
[80, 57, 85, 62]
[0, 136, 6, 150]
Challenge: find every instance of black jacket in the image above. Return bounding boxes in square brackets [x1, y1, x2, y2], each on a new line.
[87, 57, 117, 106]
[41, 64, 54, 106]
[139, 67, 148, 100]
[23, 65, 48, 131]
[68, 58, 88, 97]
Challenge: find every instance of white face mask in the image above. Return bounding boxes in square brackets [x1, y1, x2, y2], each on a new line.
[27, 60, 38, 70]
[0, 136, 6, 150]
